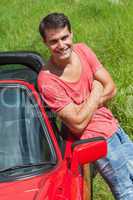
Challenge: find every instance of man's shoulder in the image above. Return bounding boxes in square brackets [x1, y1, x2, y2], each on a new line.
[38, 68, 50, 77]
[74, 43, 91, 53]
[74, 42, 87, 49]
[38, 68, 54, 85]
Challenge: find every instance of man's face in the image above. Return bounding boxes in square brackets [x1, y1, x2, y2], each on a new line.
[44, 26, 73, 61]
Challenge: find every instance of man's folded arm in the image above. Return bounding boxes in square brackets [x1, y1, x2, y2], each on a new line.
[57, 81, 103, 137]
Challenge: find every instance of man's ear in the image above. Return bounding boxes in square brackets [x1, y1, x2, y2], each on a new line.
[43, 37, 46, 44]
[42, 38, 49, 47]
[70, 31, 73, 39]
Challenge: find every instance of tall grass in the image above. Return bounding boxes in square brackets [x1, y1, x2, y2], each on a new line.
[0, 0, 133, 199]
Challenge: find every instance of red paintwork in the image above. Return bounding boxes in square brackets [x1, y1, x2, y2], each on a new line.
[0, 79, 107, 200]
[71, 140, 107, 175]
[77, 140, 107, 164]
[0, 161, 73, 200]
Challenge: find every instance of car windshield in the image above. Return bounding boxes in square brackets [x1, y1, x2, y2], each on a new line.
[0, 84, 56, 178]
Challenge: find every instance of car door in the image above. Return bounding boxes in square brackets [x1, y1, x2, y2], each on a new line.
[0, 80, 75, 200]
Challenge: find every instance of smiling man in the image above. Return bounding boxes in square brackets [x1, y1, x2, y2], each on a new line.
[38, 13, 133, 199]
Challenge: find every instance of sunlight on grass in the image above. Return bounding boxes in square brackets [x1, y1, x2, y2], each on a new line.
[93, 174, 114, 200]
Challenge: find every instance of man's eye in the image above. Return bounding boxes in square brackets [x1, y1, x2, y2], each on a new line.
[62, 36, 68, 40]
[50, 40, 57, 45]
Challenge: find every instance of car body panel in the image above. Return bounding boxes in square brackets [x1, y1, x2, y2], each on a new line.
[0, 162, 69, 200]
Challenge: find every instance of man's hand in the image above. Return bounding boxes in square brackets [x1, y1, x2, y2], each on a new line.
[92, 80, 104, 98]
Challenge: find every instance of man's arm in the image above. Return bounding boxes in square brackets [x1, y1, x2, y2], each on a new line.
[94, 66, 117, 106]
[57, 81, 103, 137]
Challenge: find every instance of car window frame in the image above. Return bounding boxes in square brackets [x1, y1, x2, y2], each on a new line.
[0, 82, 58, 182]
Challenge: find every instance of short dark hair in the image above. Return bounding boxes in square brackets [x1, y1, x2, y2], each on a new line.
[39, 12, 71, 39]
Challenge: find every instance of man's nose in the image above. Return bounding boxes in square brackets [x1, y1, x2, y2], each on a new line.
[58, 40, 64, 49]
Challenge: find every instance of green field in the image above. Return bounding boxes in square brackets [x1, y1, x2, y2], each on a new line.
[1, 0, 133, 199]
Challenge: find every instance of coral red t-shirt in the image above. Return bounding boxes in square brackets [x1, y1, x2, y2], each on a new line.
[38, 43, 118, 139]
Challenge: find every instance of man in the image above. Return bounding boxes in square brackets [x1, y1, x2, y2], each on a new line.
[38, 13, 133, 199]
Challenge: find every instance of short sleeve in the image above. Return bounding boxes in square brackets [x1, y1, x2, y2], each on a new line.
[38, 75, 73, 113]
[77, 43, 102, 74]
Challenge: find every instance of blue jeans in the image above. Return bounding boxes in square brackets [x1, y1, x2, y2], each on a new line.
[95, 127, 133, 200]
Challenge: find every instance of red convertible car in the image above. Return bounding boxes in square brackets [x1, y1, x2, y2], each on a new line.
[0, 52, 107, 200]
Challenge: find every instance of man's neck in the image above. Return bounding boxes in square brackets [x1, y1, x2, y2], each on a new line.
[50, 55, 72, 70]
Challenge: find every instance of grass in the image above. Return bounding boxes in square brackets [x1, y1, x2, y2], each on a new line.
[1, 0, 133, 199]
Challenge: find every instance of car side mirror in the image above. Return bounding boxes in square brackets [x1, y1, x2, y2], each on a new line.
[71, 137, 107, 173]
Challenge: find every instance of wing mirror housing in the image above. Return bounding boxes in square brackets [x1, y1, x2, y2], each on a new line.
[71, 137, 107, 173]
